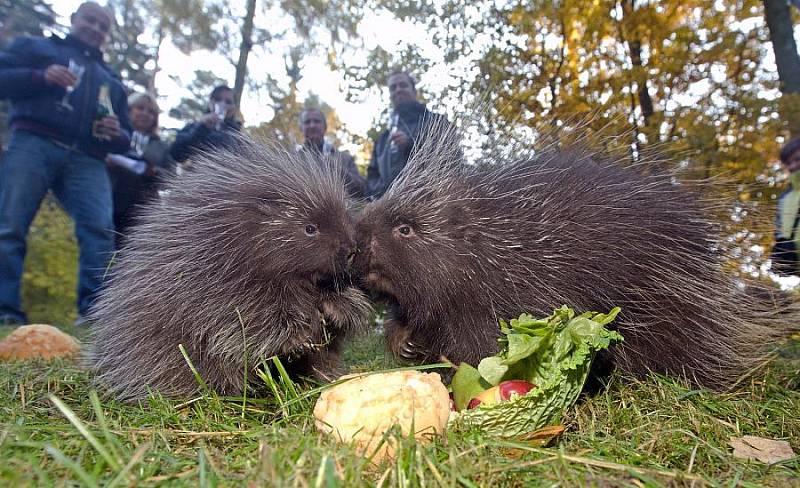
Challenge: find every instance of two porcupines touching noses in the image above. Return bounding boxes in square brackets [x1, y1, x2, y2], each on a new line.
[87, 128, 800, 401]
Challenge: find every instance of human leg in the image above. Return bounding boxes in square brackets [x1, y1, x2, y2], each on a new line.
[52, 151, 115, 318]
[0, 132, 56, 323]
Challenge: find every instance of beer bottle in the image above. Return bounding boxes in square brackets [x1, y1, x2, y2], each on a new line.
[92, 83, 115, 140]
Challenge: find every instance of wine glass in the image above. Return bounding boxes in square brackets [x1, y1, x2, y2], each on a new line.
[388, 111, 400, 154]
[214, 102, 226, 130]
[57, 59, 85, 111]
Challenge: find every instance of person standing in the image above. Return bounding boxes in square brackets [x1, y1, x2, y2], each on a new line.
[0, 1, 131, 325]
[106, 93, 175, 249]
[772, 138, 800, 276]
[170, 85, 242, 164]
[365, 70, 451, 199]
[298, 107, 364, 198]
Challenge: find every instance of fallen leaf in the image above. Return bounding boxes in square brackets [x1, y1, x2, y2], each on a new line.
[517, 424, 566, 446]
[729, 435, 795, 464]
[499, 424, 566, 458]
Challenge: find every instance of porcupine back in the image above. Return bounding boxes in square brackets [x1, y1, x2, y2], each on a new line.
[88, 135, 372, 400]
[357, 118, 799, 390]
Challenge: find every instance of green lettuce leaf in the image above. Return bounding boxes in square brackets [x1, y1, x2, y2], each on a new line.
[451, 362, 490, 411]
[452, 305, 623, 437]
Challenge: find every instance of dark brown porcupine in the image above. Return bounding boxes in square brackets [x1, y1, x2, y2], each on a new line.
[355, 121, 799, 390]
[87, 136, 373, 401]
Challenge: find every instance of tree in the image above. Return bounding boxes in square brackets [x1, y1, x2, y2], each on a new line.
[250, 48, 351, 149]
[231, 0, 256, 107]
[105, 0, 161, 93]
[167, 69, 228, 121]
[338, 0, 785, 274]
[152, 0, 362, 126]
[763, 0, 800, 137]
[0, 0, 56, 47]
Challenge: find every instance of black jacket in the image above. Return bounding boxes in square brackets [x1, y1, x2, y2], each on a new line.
[110, 134, 175, 217]
[366, 101, 450, 199]
[169, 118, 242, 163]
[0, 34, 131, 158]
[299, 141, 365, 198]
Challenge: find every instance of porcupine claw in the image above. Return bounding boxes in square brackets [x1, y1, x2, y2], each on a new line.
[399, 340, 426, 362]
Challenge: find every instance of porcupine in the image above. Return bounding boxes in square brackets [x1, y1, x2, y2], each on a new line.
[87, 135, 373, 401]
[355, 118, 799, 390]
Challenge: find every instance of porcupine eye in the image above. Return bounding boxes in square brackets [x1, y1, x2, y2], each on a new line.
[304, 224, 318, 236]
[392, 224, 416, 239]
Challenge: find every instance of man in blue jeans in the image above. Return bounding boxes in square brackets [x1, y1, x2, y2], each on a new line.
[0, 2, 131, 325]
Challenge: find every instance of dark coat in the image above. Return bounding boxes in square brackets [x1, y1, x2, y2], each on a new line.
[169, 118, 242, 163]
[299, 141, 365, 198]
[110, 135, 174, 214]
[109, 135, 175, 247]
[0, 34, 131, 158]
[365, 101, 450, 199]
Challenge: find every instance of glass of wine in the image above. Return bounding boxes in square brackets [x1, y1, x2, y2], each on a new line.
[214, 102, 226, 130]
[57, 59, 86, 111]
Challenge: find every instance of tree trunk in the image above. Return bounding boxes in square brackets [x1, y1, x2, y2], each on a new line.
[628, 39, 654, 125]
[764, 0, 800, 136]
[147, 23, 165, 96]
[232, 0, 257, 107]
[618, 0, 654, 127]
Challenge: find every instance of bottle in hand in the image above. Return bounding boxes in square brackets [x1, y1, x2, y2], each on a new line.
[92, 83, 115, 141]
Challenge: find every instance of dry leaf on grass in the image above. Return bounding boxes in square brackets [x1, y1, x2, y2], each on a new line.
[499, 424, 566, 459]
[729, 435, 795, 464]
[517, 424, 566, 446]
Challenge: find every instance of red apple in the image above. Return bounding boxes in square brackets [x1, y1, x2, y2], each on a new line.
[466, 381, 536, 409]
[466, 385, 501, 409]
[498, 380, 536, 400]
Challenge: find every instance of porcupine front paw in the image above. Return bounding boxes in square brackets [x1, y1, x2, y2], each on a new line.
[306, 347, 346, 382]
[385, 318, 431, 363]
[319, 287, 373, 331]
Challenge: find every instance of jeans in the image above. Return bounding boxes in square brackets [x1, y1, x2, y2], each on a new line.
[0, 130, 115, 322]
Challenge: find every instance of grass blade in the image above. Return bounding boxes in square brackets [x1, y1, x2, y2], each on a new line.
[88, 390, 124, 464]
[271, 356, 300, 399]
[178, 343, 210, 392]
[106, 442, 150, 488]
[314, 454, 339, 488]
[49, 395, 121, 471]
[236, 307, 249, 419]
[45, 445, 100, 488]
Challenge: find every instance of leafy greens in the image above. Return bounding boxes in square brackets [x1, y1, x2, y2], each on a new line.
[451, 306, 623, 437]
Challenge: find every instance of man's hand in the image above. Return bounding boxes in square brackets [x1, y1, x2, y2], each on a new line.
[390, 129, 410, 150]
[94, 116, 121, 140]
[44, 64, 77, 89]
[200, 113, 220, 129]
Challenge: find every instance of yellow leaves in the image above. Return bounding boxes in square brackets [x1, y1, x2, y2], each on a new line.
[778, 93, 800, 138]
[567, 26, 582, 44]
[572, 101, 592, 113]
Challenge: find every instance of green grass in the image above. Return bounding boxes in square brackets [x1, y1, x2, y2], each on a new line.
[0, 328, 798, 487]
